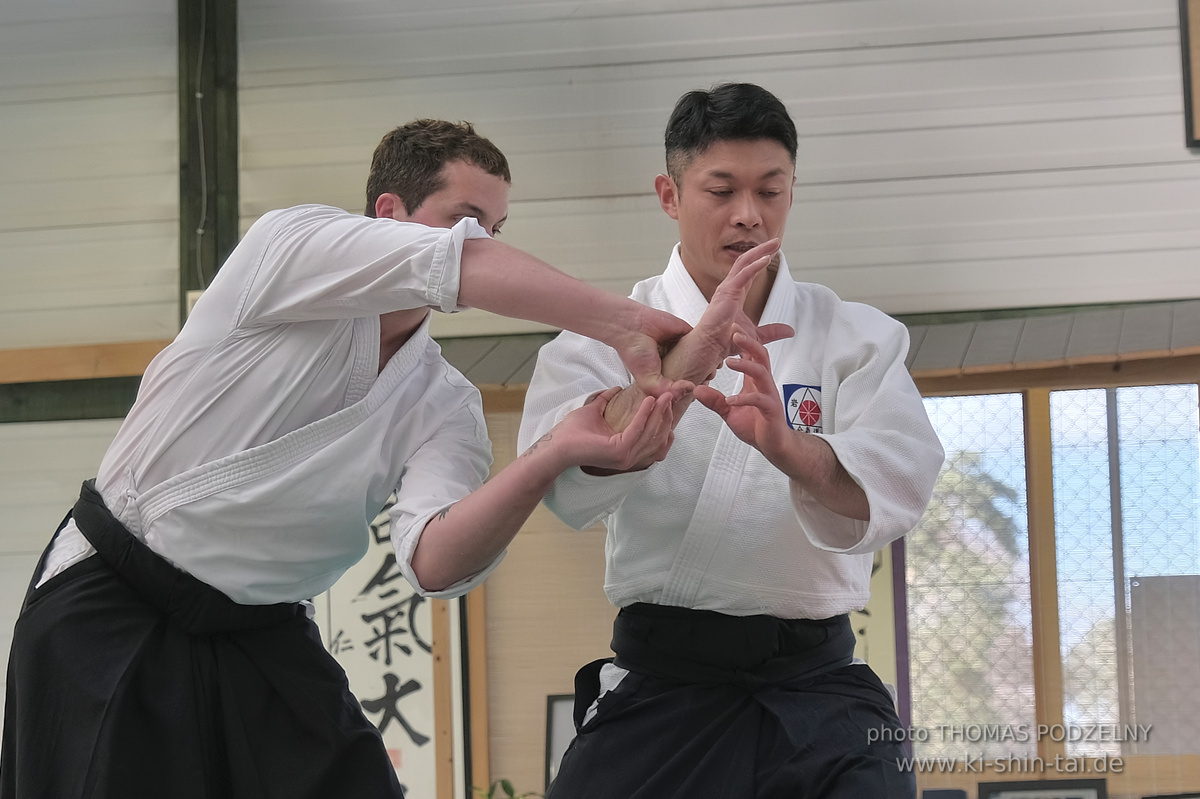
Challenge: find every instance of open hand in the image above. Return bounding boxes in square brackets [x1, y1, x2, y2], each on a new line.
[693, 330, 787, 456]
[667, 240, 793, 385]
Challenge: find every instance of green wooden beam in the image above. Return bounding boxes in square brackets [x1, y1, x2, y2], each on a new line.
[179, 0, 239, 322]
[0, 378, 141, 424]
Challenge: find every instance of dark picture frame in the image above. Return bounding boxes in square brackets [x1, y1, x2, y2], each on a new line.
[977, 778, 1107, 799]
[544, 694, 575, 790]
[1182, 0, 1200, 146]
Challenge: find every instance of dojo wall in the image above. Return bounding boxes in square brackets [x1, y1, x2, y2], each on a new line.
[4, 0, 1199, 348]
[238, 0, 1200, 342]
[0, 2, 179, 350]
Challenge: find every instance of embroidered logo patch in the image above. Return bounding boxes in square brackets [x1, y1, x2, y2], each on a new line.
[782, 384, 822, 433]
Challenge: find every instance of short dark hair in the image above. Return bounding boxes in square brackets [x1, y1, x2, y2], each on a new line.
[664, 83, 798, 182]
[364, 119, 511, 217]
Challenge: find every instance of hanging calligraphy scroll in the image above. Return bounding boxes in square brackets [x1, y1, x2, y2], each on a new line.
[311, 496, 468, 799]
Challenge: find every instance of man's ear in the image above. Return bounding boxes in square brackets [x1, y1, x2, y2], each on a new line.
[374, 193, 406, 221]
[654, 174, 680, 221]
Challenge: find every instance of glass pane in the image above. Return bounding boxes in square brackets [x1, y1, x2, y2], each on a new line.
[907, 394, 1036, 759]
[1119, 384, 1200, 756]
[1051, 384, 1200, 757]
[1051, 389, 1119, 757]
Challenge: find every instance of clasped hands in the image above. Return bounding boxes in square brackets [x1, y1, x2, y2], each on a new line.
[565, 239, 795, 476]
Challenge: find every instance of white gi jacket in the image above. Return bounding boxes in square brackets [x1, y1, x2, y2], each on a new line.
[518, 246, 944, 620]
[40, 205, 502, 604]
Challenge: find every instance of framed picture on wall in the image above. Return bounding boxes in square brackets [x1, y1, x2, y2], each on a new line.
[977, 778, 1107, 799]
[545, 694, 575, 790]
[1182, 0, 1200, 146]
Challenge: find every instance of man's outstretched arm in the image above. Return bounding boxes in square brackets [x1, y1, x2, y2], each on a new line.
[409, 387, 681, 591]
[456, 238, 691, 395]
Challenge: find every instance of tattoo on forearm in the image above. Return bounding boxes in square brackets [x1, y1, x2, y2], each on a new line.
[436, 503, 454, 521]
[522, 432, 553, 457]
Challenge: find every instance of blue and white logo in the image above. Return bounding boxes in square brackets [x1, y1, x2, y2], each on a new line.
[782, 384, 822, 433]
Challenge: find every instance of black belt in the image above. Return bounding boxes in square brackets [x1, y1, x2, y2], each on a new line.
[611, 602, 854, 691]
[72, 479, 304, 635]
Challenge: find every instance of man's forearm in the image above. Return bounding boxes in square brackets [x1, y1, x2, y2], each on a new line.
[457, 238, 691, 394]
[458, 239, 626, 344]
[768, 432, 870, 521]
[410, 445, 562, 592]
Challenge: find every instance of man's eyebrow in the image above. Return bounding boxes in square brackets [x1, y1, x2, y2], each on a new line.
[705, 167, 790, 181]
[455, 202, 506, 230]
[455, 203, 488, 220]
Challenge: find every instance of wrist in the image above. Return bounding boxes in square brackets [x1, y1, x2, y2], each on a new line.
[763, 427, 807, 477]
[774, 430, 835, 487]
[601, 302, 644, 352]
[663, 328, 725, 384]
[519, 432, 574, 483]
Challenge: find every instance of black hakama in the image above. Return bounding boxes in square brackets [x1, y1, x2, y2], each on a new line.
[547, 603, 915, 799]
[0, 481, 405, 799]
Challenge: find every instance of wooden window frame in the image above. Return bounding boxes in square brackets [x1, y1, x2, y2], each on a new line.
[912, 355, 1200, 796]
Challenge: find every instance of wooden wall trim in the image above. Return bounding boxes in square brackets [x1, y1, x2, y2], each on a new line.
[466, 586, 491, 791]
[0, 341, 170, 385]
[431, 598, 454, 799]
[911, 345, 1200, 382]
[1023, 389, 1067, 762]
[479, 386, 529, 415]
[915, 353, 1200, 396]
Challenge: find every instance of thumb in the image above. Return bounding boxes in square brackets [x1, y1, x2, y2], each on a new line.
[692, 385, 727, 414]
[634, 372, 674, 397]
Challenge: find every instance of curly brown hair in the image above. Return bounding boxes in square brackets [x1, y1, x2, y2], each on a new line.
[364, 119, 511, 217]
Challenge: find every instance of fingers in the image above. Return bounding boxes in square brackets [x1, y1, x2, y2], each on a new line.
[693, 385, 728, 415]
[734, 327, 767, 355]
[754, 322, 794, 346]
[588, 386, 623, 414]
[617, 323, 682, 397]
[611, 392, 676, 468]
[644, 307, 692, 344]
[645, 391, 678, 438]
[722, 239, 781, 292]
[622, 391, 673, 442]
[665, 378, 696, 400]
[730, 331, 770, 371]
[718, 255, 771, 299]
[620, 395, 657, 442]
[720, 388, 777, 414]
[723, 351, 774, 392]
[723, 331, 777, 399]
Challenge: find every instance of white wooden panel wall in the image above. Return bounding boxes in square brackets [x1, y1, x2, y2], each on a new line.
[0, 419, 122, 720]
[239, 0, 1200, 337]
[0, 1, 178, 350]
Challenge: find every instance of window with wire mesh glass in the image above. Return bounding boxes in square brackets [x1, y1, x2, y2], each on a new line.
[905, 385, 1200, 760]
[1051, 385, 1200, 758]
[907, 394, 1035, 760]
